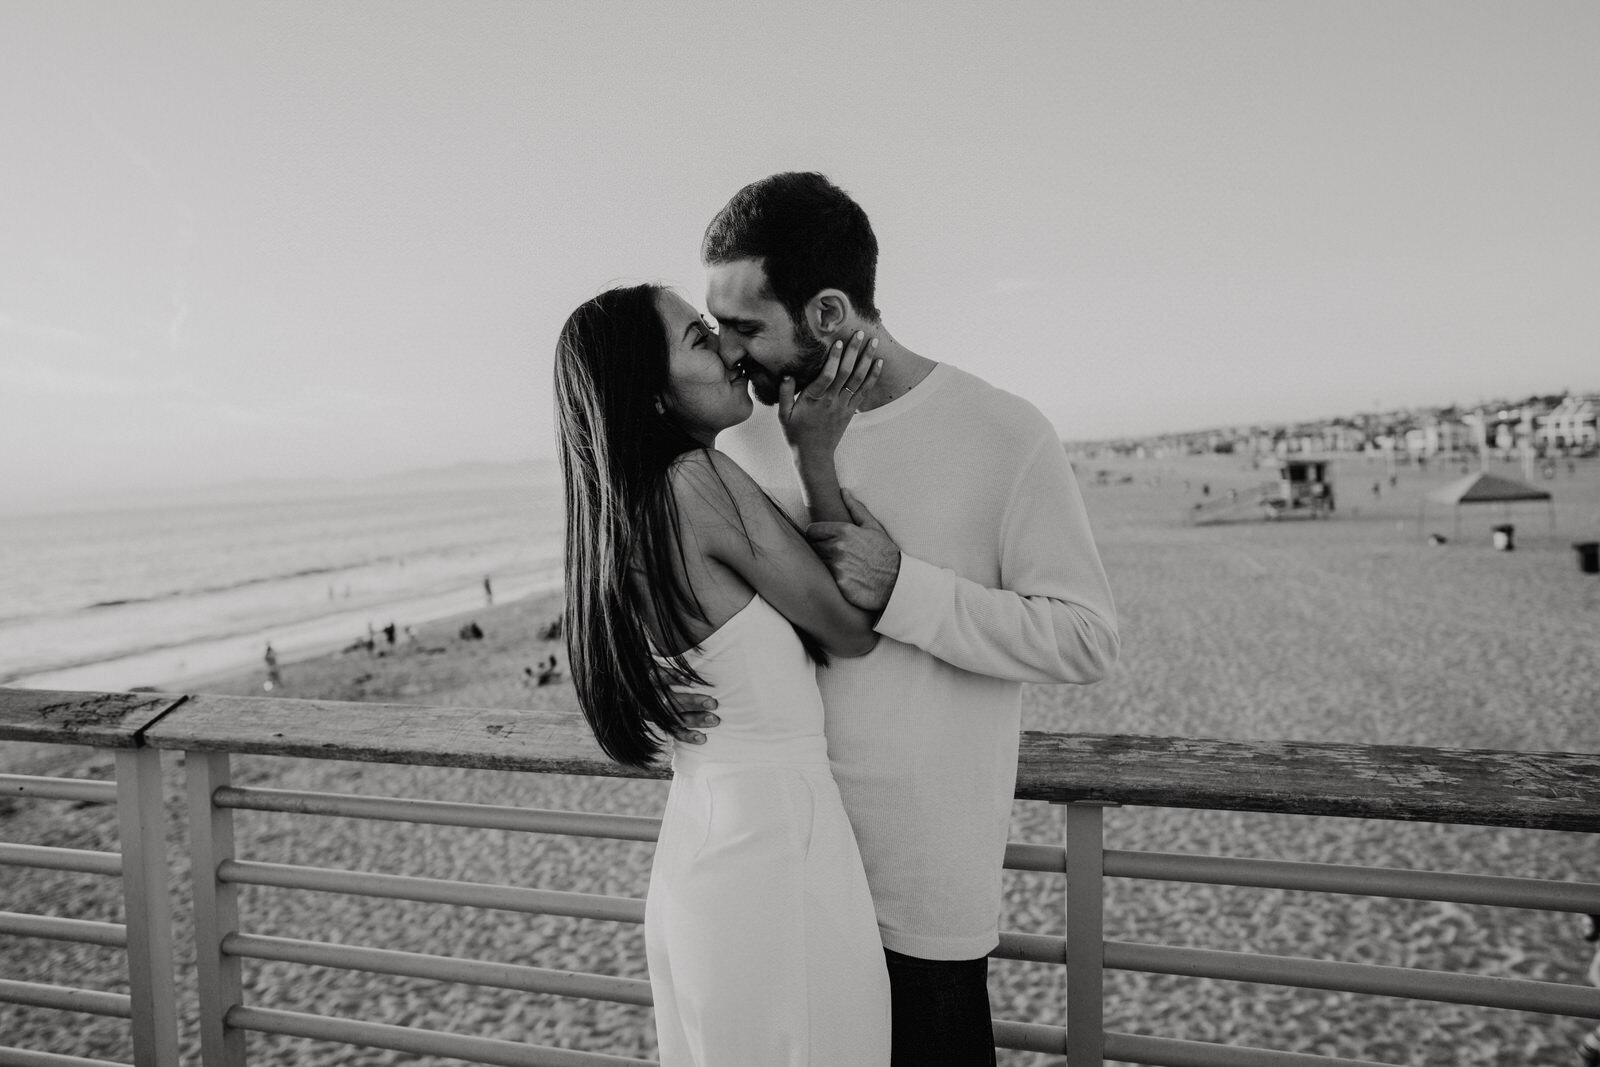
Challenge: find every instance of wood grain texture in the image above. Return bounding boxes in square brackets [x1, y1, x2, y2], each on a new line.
[137, 691, 670, 780]
[0, 689, 186, 748]
[4, 689, 1597, 830]
[1015, 731, 1600, 832]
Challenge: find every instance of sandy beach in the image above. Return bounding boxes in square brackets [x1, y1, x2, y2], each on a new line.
[3, 452, 1598, 1065]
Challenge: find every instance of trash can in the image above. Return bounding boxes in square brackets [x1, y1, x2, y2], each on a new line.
[1577, 542, 1600, 574]
[1492, 524, 1515, 551]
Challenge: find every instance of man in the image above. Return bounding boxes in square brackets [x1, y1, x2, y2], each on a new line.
[693, 172, 1119, 1064]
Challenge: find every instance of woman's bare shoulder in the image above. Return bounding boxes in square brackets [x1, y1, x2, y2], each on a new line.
[667, 448, 764, 514]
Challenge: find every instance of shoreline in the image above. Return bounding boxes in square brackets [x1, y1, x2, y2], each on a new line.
[0, 585, 573, 778]
[7, 570, 564, 696]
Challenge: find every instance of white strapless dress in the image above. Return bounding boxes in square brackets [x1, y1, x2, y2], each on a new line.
[645, 594, 891, 1066]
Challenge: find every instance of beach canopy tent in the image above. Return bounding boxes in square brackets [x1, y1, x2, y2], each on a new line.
[1420, 472, 1554, 538]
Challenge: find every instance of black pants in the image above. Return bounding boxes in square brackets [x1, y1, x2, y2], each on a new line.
[884, 948, 997, 1066]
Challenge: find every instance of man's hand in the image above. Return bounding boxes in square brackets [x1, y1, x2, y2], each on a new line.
[805, 489, 900, 613]
[650, 663, 720, 745]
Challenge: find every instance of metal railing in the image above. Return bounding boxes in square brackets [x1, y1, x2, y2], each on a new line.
[3, 686, 1600, 1066]
[0, 691, 183, 1067]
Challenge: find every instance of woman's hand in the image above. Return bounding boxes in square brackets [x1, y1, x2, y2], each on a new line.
[778, 331, 881, 458]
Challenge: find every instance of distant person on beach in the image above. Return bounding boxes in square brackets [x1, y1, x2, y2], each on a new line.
[527, 654, 562, 686]
[556, 283, 891, 1064]
[263, 643, 282, 691]
[484, 576, 494, 605]
[680, 171, 1119, 1064]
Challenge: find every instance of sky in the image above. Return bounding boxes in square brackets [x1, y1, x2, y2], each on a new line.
[2, 2, 1596, 503]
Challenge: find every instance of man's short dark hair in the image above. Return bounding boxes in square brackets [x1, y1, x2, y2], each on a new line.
[702, 172, 881, 324]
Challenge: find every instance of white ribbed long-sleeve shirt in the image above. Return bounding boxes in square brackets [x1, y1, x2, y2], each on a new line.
[720, 362, 1119, 959]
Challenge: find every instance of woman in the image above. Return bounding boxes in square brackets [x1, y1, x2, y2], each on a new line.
[554, 283, 889, 1065]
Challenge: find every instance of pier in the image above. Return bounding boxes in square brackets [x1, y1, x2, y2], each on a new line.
[4, 686, 1599, 1066]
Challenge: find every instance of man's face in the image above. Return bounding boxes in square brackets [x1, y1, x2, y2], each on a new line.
[705, 258, 829, 406]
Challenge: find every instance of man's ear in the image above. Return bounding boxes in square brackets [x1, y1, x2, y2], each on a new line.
[807, 290, 852, 338]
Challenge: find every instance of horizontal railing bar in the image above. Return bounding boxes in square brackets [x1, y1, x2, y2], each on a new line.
[0, 843, 122, 877]
[0, 1048, 132, 1067]
[0, 978, 131, 1018]
[1106, 940, 1600, 1018]
[226, 922, 1065, 989]
[219, 790, 1071, 872]
[209, 797, 1600, 909]
[1106, 849, 1600, 913]
[0, 774, 117, 805]
[991, 1018, 1067, 1054]
[1003, 841, 1065, 873]
[220, 860, 646, 924]
[213, 786, 662, 841]
[0, 911, 126, 948]
[226, 1005, 655, 1066]
[994, 930, 1066, 964]
[1104, 1030, 1394, 1067]
[214, 792, 1078, 877]
[225, 933, 654, 1006]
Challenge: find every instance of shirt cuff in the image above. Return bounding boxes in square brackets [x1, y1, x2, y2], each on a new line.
[874, 553, 955, 642]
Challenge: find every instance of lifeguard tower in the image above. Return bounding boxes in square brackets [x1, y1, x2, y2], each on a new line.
[1188, 457, 1336, 524]
[1264, 458, 1335, 518]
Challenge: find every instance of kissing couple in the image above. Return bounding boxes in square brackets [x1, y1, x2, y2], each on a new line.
[554, 171, 1119, 1065]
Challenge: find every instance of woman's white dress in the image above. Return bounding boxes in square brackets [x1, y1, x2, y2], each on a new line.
[645, 594, 891, 1066]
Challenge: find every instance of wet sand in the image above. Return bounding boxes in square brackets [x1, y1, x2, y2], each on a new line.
[3, 452, 1598, 1064]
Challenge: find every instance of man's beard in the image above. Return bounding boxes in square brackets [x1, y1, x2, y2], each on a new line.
[749, 316, 831, 405]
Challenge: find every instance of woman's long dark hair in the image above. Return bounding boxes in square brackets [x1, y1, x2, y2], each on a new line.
[555, 284, 708, 766]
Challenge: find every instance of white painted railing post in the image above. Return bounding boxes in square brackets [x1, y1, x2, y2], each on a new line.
[188, 750, 246, 1067]
[1063, 802, 1106, 1067]
[113, 746, 180, 1066]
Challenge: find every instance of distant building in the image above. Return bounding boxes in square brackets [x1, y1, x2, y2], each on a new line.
[1323, 424, 1367, 452]
[1068, 389, 1597, 460]
[1535, 395, 1598, 452]
[1482, 404, 1539, 455]
[1420, 415, 1473, 455]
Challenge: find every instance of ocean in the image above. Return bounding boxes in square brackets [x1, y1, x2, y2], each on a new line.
[0, 462, 566, 691]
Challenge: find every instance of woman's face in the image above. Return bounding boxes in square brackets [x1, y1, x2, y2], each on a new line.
[655, 290, 752, 445]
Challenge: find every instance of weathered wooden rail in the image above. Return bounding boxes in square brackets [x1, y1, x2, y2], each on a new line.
[4, 685, 1600, 1067]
